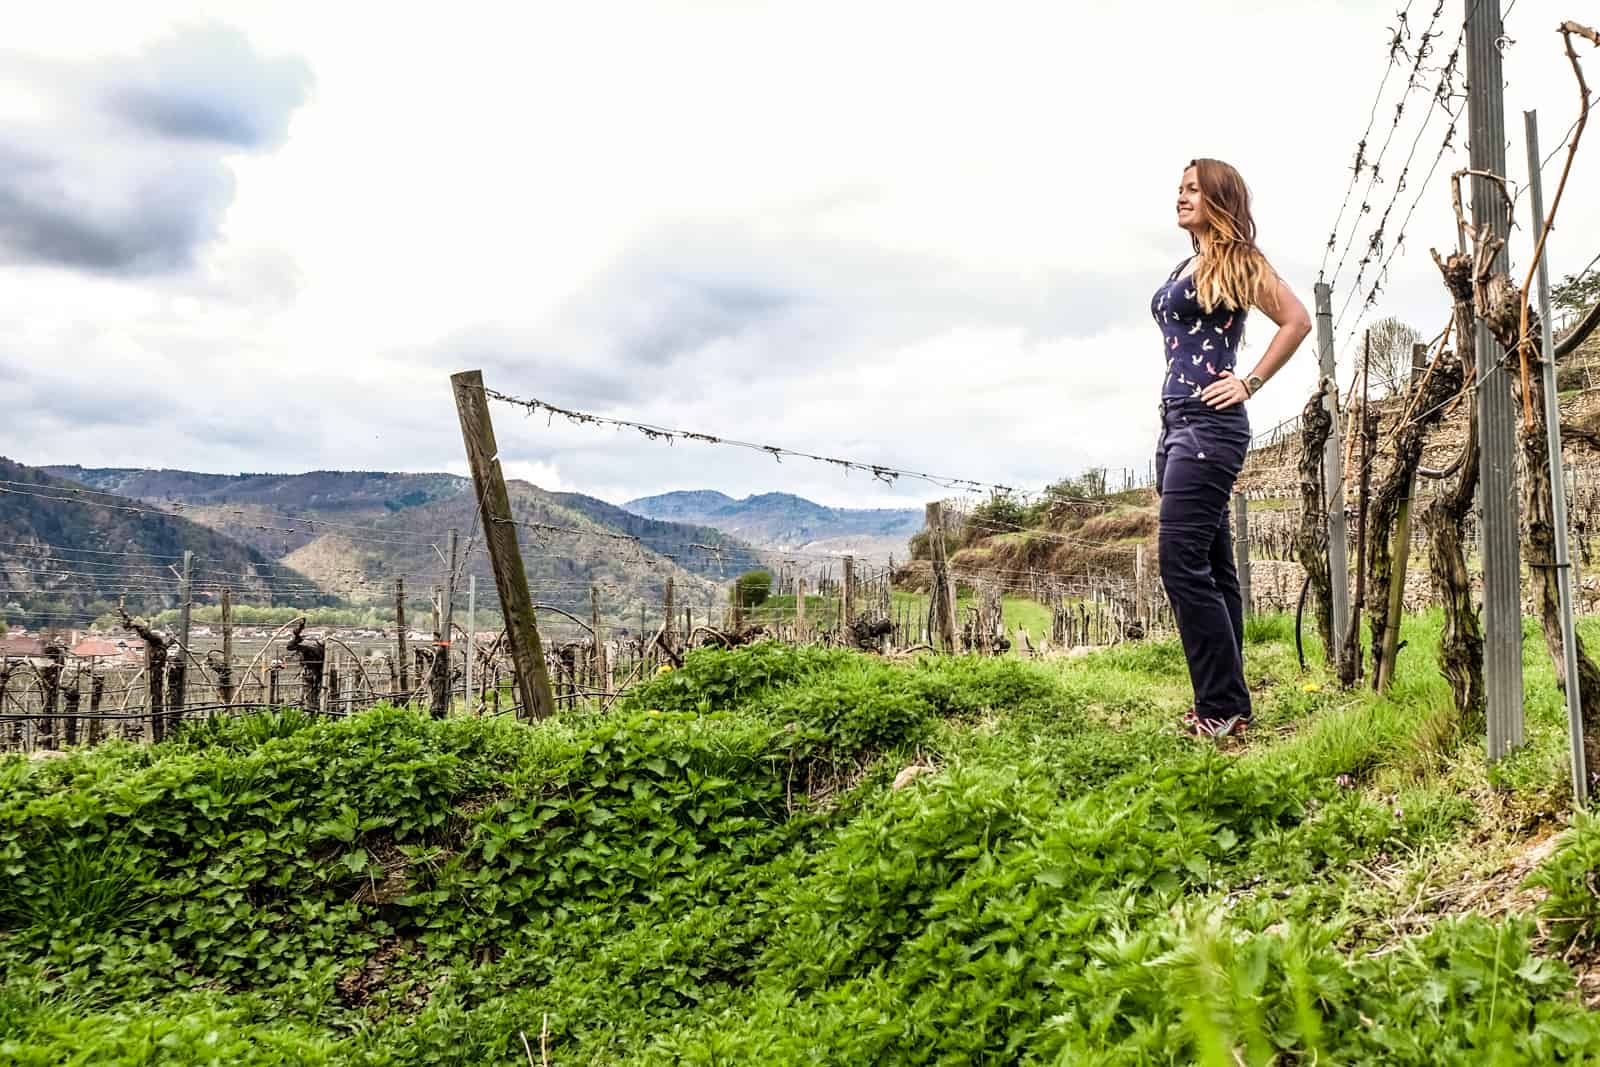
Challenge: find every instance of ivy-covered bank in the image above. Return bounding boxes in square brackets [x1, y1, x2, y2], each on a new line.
[4, 615, 1600, 1064]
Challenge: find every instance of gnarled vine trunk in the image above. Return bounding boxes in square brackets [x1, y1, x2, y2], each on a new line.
[1487, 276, 1600, 781]
[286, 619, 326, 713]
[1366, 355, 1464, 687]
[1424, 250, 1485, 722]
[1294, 385, 1335, 661]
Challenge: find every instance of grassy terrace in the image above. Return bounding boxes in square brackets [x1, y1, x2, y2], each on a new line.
[4, 613, 1600, 1064]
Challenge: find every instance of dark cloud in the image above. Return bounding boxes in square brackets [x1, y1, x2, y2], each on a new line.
[542, 220, 1157, 383]
[0, 350, 171, 430]
[0, 142, 233, 274]
[576, 272, 796, 368]
[0, 25, 311, 276]
[103, 25, 313, 149]
[423, 327, 653, 410]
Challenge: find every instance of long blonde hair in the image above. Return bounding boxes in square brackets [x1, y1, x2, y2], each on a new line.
[1188, 158, 1273, 314]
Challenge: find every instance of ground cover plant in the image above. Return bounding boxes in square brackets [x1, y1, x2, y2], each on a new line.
[3, 611, 1600, 1064]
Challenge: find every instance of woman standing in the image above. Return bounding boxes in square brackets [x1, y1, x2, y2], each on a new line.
[1151, 158, 1311, 738]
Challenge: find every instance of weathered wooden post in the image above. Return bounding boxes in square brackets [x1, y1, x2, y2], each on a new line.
[795, 577, 807, 640]
[395, 577, 410, 700]
[925, 502, 958, 652]
[450, 369, 557, 719]
[87, 673, 104, 745]
[218, 588, 234, 710]
[171, 550, 193, 713]
[842, 555, 856, 628]
[429, 530, 457, 720]
[1233, 493, 1252, 618]
[664, 577, 677, 655]
[591, 584, 607, 704]
[1134, 544, 1149, 632]
[1339, 338, 1376, 687]
[62, 669, 80, 747]
[465, 574, 476, 709]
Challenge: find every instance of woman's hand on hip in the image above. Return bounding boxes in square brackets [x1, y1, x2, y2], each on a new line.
[1201, 371, 1249, 409]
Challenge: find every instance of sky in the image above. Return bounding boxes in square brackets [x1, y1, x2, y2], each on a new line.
[2, 1, 1596, 512]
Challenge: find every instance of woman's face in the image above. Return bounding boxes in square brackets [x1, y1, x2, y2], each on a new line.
[1176, 166, 1205, 234]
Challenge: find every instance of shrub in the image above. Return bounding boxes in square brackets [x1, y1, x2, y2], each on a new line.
[733, 570, 772, 608]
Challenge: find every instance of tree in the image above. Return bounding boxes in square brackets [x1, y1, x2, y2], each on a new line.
[1364, 317, 1422, 398]
[1553, 265, 1599, 325]
[733, 570, 772, 609]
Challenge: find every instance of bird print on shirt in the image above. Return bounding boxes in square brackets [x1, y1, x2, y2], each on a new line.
[1152, 256, 1248, 402]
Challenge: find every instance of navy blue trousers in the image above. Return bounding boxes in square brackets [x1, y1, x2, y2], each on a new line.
[1154, 400, 1252, 721]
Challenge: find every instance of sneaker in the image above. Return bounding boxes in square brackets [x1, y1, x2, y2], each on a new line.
[1179, 707, 1199, 729]
[1184, 714, 1249, 739]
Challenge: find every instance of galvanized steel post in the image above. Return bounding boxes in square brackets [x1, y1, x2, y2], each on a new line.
[1466, 0, 1524, 759]
[1525, 109, 1586, 805]
[1313, 282, 1350, 662]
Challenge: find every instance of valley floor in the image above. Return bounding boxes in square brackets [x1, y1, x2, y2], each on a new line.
[4, 612, 1600, 1064]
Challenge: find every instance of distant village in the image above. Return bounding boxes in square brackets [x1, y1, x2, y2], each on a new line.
[0, 624, 525, 669]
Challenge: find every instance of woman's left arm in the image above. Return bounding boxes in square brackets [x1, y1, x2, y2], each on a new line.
[1200, 269, 1314, 409]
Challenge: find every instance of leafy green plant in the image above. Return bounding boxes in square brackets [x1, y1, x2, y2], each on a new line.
[3, 620, 1598, 1065]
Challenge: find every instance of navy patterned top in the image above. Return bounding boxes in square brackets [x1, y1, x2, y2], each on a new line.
[1151, 256, 1248, 401]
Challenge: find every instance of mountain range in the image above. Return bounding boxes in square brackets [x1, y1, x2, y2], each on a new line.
[623, 491, 923, 564]
[0, 457, 319, 623]
[4, 462, 927, 637]
[19, 465, 766, 636]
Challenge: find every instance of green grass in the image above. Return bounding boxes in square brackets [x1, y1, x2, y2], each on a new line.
[891, 589, 1056, 645]
[2, 612, 1597, 1064]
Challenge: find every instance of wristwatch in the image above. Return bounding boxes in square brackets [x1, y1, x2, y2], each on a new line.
[1244, 374, 1265, 396]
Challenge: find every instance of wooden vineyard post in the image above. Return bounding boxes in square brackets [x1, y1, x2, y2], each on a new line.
[87, 673, 104, 745]
[62, 670, 80, 748]
[796, 578, 808, 640]
[450, 369, 556, 720]
[843, 555, 856, 629]
[219, 588, 234, 709]
[591, 584, 607, 704]
[664, 577, 677, 656]
[39, 650, 61, 751]
[1233, 493, 1251, 618]
[465, 575, 476, 710]
[395, 578, 410, 702]
[430, 529, 458, 720]
[1134, 544, 1148, 634]
[172, 550, 193, 713]
[925, 502, 959, 653]
[1376, 343, 1429, 693]
[1339, 338, 1376, 688]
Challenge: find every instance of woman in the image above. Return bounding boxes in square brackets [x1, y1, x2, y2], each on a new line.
[1151, 158, 1311, 738]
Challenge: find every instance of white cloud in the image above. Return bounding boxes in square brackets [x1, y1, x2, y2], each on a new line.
[1, 0, 1595, 515]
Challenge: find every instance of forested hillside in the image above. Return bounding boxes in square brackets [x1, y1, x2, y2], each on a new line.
[0, 458, 322, 620]
[39, 465, 765, 630]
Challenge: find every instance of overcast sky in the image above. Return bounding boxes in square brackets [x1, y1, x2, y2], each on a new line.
[2, 1, 1595, 511]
